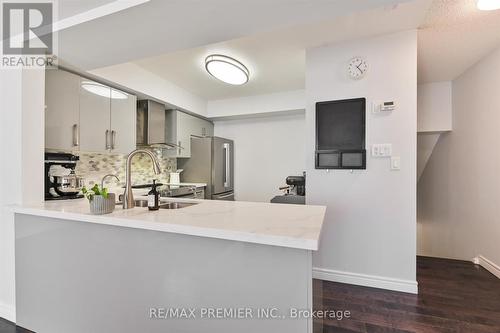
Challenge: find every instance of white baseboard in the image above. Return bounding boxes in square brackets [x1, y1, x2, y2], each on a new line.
[0, 302, 16, 323]
[313, 267, 418, 294]
[473, 255, 500, 279]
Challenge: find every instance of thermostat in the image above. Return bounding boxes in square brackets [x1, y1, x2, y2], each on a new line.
[381, 101, 396, 112]
[373, 101, 396, 113]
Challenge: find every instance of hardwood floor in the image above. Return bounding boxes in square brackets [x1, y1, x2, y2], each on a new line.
[1, 256, 499, 333]
[0, 318, 31, 333]
[314, 256, 500, 332]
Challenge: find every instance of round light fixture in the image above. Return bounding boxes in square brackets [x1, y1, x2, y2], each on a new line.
[81, 81, 128, 99]
[205, 54, 249, 85]
[477, 0, 500, 10]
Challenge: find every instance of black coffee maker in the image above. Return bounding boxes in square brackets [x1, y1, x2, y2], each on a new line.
[283, 175, 306, 196]
[270, 172, 306, 205]
[45, 153, 85, 200]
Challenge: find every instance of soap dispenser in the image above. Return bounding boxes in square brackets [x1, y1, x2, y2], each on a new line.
[148, 180, 160, 211]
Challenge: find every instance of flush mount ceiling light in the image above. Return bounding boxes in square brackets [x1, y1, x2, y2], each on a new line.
[81, 81, 128, 99]
[477, 0, 500, 10]
[205, 54, 249, 85]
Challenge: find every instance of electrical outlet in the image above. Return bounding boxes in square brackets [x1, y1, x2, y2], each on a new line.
[391, 156, 401, 170]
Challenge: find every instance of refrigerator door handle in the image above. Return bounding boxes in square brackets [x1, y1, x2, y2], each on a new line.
[223, 143, 230, 188]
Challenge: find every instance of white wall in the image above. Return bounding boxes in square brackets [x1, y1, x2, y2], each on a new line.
[416, 82, 452, 181]
[207, 90, 305, 119]
[417, 133, 440, 180]
[0, 69, 22, 322]
[214, 113, 306, 202]
[418, 45, 500, 269]
[21, 69, 45, 204]
[0, 67, 45, 322]
[90, 62, 207, 116]
[306, 30, 417, 293]
[417, 82, 452, 132]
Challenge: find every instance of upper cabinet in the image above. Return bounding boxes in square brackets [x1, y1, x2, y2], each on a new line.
[45, 70, 81, 151]
[110, 88, 136, 154]
[165, 110, 214, 158]
[79, 80, 136, 154]
[165, 110, 191, 158]
[192, 115, 214, 137]
[45, 69, 211, 157]
[79, 79, 111, 153]
[45, 69, 136, 154]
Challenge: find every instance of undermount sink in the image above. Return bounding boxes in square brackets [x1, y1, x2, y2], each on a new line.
[159, 202, 198, 209]
[133, 199, 149, 207]
[116, 199, 198, 209]
[116, 197, 151, 207]
[115, 199, 150, 207]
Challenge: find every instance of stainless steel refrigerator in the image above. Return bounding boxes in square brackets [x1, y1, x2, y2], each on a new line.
[178, 136, 234, 200]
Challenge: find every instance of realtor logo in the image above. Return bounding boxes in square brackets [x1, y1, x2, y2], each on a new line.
[2, 2, 53, 55]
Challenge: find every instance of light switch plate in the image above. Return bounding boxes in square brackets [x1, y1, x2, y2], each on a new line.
[391, 156, 401, 170]
[371, 144, 392, 157]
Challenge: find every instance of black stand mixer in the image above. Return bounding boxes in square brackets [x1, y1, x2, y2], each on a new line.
[45, 152, 85, 200]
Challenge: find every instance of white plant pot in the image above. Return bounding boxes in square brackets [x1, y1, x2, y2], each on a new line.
[89, 193, 115, 215]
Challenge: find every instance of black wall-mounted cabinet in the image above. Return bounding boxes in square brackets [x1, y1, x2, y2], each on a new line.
[315, 98, 366, 169]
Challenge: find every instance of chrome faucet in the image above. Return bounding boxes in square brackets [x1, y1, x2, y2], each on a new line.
[101, 174, 120, 189]
[123, 149, 161, 209]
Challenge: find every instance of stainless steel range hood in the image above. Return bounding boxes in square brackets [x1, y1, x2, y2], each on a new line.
[136, 100, 182, 149]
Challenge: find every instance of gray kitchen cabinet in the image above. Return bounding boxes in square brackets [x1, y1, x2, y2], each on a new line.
[192, 116, 214, 137]
[79, 79, 136, 154]
[165, 110, 192, 158]
[110, 89, 137, 154]
[205, 121, 214, 137]
[45, 69, 136, 154]
[45, 69, 81, 151]
[165, 110, 214, 158]
[79, 79, 111, 153]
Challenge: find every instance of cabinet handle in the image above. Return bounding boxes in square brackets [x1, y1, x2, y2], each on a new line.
[111, 130, 116, 150]
[72, 124, 79, 147]
[223, 143, 230, 188]
[105, 130, 110, 150]
[178, 141, 181, 155]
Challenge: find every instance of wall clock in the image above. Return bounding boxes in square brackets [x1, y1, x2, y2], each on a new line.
[347, 57, 368, 80]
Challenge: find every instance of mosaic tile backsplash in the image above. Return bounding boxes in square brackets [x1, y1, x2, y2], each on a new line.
[74, 149, 176, 194]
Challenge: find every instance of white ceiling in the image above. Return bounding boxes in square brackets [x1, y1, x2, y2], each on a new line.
[57, 0, 409, 70]
[58, 0, 116, 19]
[132, 29, 306, 100]
[131, 0, 431, 100]
[57, 0, 500, 101]
[418, 0, 500, 83]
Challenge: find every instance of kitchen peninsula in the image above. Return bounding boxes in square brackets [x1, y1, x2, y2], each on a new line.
[12, 198, 325, 333]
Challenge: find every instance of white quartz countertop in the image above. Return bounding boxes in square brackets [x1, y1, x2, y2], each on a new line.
[11, 198, 326, 250]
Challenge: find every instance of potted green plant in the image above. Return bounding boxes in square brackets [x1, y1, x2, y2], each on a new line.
[82, 184, 116, 215]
